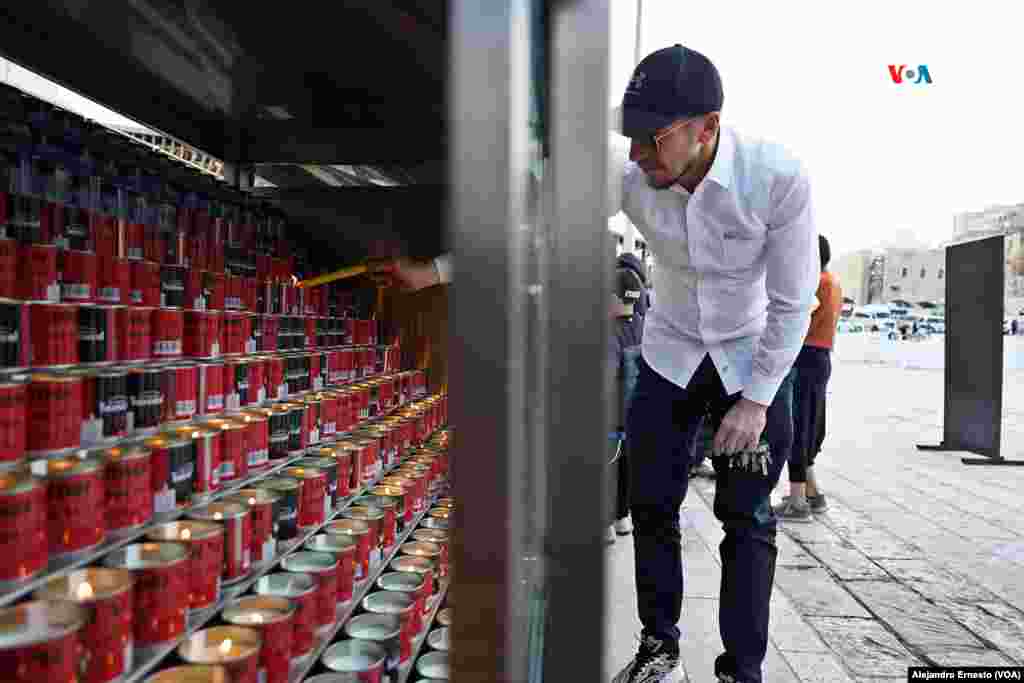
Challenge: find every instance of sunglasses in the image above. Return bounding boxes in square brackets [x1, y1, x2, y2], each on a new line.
[648, 118, 698, 153]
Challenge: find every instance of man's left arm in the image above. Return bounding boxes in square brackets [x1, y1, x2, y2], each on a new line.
[712, 168, 819, 456]
[743, 169, 819, 407]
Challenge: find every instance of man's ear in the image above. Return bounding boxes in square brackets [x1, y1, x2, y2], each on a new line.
[699, 112, 721, 144]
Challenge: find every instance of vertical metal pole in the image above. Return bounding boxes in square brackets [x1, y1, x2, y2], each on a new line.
[449, 1, 531, 680]
[543, 0, 611, 680]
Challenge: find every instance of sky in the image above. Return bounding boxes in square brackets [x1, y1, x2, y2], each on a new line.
[609, 0, 1024, 259]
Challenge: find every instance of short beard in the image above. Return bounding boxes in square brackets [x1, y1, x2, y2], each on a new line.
[647, 147, 701, 189]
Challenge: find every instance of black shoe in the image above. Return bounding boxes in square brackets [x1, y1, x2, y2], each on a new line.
[610, 635, 681, 682]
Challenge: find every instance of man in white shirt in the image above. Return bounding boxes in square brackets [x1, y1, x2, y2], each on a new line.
[379, 44, 818, 683]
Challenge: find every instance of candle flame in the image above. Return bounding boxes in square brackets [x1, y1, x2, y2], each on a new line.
[180, 528, 192, 541]
[76, 582, 94, 600]
[247, 497, 257, 506]
[219, 638, 233, 656]
[214, 512, 224, 521]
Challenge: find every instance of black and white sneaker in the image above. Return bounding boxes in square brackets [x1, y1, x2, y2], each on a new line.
[610, 635, 681, 683]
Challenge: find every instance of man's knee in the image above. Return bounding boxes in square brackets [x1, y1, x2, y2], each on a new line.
[714, 481, 777, 531]
[631, 503, 683, 538]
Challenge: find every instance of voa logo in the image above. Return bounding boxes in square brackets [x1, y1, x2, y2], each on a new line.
[888, 64, 933, 84]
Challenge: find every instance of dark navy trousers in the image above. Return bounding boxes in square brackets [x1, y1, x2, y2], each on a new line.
[626, 354, 794, 683]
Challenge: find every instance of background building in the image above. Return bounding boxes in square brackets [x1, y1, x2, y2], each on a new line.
[953, 203, 1024, 241]
[951, 205, 1024, 316]
[833, 247, 945, 307]
[881, 247, 946, 305]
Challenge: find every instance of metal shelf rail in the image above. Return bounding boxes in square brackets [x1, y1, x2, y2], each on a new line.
[397, 579, 451, 683]
[0, 368, 404, 608]
[125, 423, 445, 683]
[289, 507, 447, 682]
[0, 451, 307, 608]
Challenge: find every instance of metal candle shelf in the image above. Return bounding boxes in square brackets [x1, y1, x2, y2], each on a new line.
[0, 450, 311, 608]
[16, 363, 398, 467]
[0, 375, 421, 608]
[396, 578, 451, 683]
[123, 440, 439, 683]
[288, 504, 446, 682]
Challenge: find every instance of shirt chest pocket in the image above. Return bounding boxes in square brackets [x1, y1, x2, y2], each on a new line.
[722, 227, 766, 272]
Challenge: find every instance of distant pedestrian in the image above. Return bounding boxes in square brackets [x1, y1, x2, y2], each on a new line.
[775, 235, 842, 521]
[607, 264, 645, 543]
[1013, 318, 1019, 336]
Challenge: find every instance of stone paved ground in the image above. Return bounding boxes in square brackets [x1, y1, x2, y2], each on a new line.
[604, 343, 1024, 681]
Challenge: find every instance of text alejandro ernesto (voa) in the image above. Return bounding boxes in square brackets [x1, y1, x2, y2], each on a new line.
[908, 667, 1024, 681]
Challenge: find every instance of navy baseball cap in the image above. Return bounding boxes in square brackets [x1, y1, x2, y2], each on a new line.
[621, 44, 723, 139]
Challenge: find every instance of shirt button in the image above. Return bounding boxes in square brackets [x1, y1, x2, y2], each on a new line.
[722, 365, 730, 372]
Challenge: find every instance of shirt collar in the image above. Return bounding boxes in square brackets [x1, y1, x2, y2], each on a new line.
[667, 125, 734, 196]
[703, 125, 733, 190]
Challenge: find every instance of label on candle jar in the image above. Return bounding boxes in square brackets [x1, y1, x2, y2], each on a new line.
[81, 417, 104, 446]
[248, 447, 268, 469]
[154, 487, 177, 515]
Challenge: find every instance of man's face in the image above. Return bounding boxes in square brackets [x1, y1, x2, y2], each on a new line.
[628, 117, 705, 189]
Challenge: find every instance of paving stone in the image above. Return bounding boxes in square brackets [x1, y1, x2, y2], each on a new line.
[803, 543, 888, 581]
[683, 551, 722, 599]
[775, 567, 873, 618]
[841, 527, 925, 560]
[936, 601, 1024, 665]
[780, 520, 846, 546]
[920, 646, 1017, 667]
[777, 533, 823, 568]
[844, 581, 985, 649]
[762, 644, 801, 683]
[769, 593, 832, 653]
[815, 502, 879, 538]
[874, 558, 1000, 604]
[678, 597, 722, 681]
[779, 651, 857, 683]
[806, 616, 924, 678]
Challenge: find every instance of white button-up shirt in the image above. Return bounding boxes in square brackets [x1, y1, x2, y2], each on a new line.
[608, 125, 818, 406]
[434, 124, 818, 406]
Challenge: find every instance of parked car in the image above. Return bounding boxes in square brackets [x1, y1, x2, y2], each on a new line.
[925, 317, 945, 334]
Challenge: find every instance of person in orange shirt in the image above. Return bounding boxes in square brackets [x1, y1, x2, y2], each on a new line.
[775, 235, 842, 521]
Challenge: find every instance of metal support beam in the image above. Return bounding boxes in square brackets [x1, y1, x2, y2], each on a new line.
[240, 122, 446, 165]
